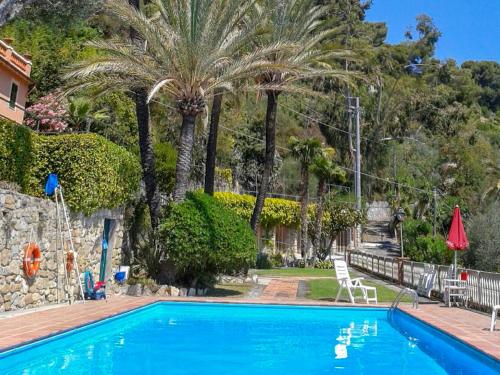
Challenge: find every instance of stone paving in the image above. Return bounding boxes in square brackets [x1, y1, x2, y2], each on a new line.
[400, 304, 500, 360]
[260, 279, 299, 299]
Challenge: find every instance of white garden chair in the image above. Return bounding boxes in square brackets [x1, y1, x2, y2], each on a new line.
[490, 305, 499, 332]
[443, 264, 468, 307]
[417, 264, 437, 298]
[334, 260, 378, 304]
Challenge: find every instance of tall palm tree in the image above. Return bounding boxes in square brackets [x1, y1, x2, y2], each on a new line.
[203, 88, 223, 195]
[204, 3, 265, 196]
[65, 0, 283, 202]
[289, 136, 322, 260]
[127, 0, 161, 230]
[310, 149, 346, 264]
[249, 0, 351, 232]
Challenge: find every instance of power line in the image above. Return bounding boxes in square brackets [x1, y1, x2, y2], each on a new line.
[285, 96, 433, 148]
[148, 97, 441, 197]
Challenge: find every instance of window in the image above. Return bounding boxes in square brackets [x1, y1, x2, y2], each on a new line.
[9, 83, 18, 109]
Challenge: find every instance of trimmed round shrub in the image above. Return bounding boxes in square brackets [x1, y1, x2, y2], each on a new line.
[159, 192, 257, 287]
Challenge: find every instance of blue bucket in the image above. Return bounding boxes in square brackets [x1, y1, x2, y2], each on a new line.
[115, 271, 126, 283]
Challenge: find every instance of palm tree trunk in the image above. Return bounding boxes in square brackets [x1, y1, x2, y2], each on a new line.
[250, 91, 279, 233]
[312, 179, 326, 265]
[299, 164, 309, 262]
[135, 89, 160, 228]
[128, 0, 159, 229]
[173, 113, 197, 202]
[204, 89, 223, 195]
[250, 91, 278, 232]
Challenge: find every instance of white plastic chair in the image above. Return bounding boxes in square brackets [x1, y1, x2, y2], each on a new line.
[443, 264, 468, 307]
[491, 305, 499, 332]
[417, 264, 436, 298]
[334, 260, 378, 304]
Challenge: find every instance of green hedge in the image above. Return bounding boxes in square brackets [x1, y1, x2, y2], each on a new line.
[0, 120, 140, 214]
[214, 192, 301, 227]
[159, 192, 257, 287]
[402, 219, 453, 264]
[214, 191, 336, 228]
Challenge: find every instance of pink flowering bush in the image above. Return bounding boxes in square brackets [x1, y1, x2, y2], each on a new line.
[25, 93, 68, 132]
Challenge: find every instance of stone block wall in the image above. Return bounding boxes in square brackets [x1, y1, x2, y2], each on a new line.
[0, 188, 124, 312]
[366, 201, 393, 222]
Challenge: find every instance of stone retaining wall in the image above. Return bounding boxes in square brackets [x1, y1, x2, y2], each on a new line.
[0, 188, 124, 311]
[366, 201, 393, 222]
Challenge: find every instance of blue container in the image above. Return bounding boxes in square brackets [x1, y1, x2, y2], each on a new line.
[114, 271, 126, 283]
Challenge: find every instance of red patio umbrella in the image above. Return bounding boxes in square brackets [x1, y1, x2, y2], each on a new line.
[446, 205, 469, 278]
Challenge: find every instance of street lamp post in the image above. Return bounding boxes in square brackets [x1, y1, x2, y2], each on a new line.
[395, 207, 406, 258]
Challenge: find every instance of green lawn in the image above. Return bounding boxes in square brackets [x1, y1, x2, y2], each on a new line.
[307, 278, 411, 303]
[206, 283, 253, 298]
[250, 268, 335, 277]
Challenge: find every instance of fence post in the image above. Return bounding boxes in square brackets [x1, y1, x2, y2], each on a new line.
[397, 258, 404, 285]
[477, 271, 482, 306]
[411, 262, 414, 286]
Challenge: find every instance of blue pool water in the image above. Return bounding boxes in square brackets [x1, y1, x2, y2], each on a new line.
[0, 302, 498, 374]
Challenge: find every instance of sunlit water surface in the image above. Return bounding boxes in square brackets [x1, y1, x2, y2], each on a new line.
[0, 303, 498, 374]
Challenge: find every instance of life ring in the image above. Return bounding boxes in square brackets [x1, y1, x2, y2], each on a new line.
[66, 251, 74, 274]
[23, 242, 41, 278]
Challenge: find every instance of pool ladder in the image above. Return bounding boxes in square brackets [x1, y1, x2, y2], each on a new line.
[388, 288, 419, 320]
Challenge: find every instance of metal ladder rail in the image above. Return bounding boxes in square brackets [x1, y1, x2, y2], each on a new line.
[388, 288, 419, 320]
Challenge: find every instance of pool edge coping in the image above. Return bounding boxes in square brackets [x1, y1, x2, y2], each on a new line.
[398, 307, 500, 362]
[0, 300, 161, 356]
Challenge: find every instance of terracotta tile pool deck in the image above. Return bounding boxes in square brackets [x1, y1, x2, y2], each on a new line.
[0, 295, 498, 362]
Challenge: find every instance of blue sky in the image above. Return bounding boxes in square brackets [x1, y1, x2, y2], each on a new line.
[365, 0, 500, 64]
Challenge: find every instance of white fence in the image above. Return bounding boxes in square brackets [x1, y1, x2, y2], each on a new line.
[349, 251, 500, 310]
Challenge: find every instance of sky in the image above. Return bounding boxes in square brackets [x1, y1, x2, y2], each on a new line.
[365, 0, 500, 64]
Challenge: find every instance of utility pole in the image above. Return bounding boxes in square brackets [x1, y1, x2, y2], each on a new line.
[392, 145, 397, 196]
[433, 187, 437, 236]
[347, 96, 362, 251]
[354, 97, 361, 211]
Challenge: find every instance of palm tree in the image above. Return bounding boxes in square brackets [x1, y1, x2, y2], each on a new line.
[127, 0, 161, 230]
[249, 0, 351, 232]
[65, 0, 282, 203]
[67, 96, 110, 132]
[310, 149, 346, 264]
[289, 136, 322, 260]
[204, 88, 223, 195]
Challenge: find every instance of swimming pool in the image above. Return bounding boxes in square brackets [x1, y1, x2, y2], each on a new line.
[0, 302, 498, 374]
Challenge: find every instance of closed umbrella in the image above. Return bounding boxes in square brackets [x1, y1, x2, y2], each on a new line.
[446, 206, 469, 278]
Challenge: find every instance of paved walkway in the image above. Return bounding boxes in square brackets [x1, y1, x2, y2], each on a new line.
[400, 304, 500, 360]
[260, 279, 299, 300]
[0, 296, 155, 351]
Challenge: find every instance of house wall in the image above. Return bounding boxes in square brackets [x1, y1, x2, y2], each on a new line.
[0, 189, 124, 312]
[0, 63, 29, 124]
[0, 40, 31, 124]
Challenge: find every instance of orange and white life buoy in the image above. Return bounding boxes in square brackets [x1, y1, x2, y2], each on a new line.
[23, 242, 41, 278]
[66, 251, 74, 273]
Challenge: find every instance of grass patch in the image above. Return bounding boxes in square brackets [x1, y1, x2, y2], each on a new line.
[206, 283, 253, 298]
[251, 268, 335, 277]
[307, 278, 412, 303]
